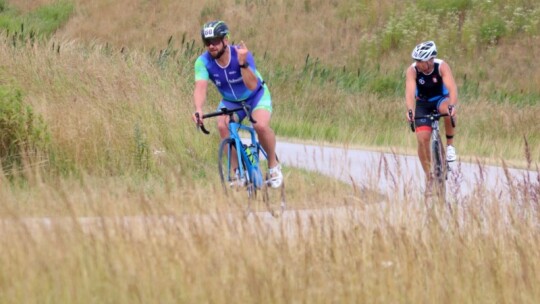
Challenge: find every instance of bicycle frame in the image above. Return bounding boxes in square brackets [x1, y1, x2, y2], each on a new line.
[409, 110, 456, 197]
[428, 117, 447, 178]
[196, 103, 286, 215]
[226, 119, 267, 189]
[196, 103, 267, 190]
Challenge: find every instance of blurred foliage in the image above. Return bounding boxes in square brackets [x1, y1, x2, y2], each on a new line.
[0, 86, 51, 175]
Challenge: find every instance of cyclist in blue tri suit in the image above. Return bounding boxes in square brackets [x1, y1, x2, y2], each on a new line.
[192, 20, 282, 188]
[405, 41, 458, 177]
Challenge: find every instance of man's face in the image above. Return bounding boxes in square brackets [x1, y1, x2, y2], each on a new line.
[415, 58, 435, 74]
[204, 37, 226, 58]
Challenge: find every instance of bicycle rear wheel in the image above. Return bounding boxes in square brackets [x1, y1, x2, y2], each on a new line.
[262, 155, 286, 217]
[431, 137, 447, 200]
[263, 175, 286, 217]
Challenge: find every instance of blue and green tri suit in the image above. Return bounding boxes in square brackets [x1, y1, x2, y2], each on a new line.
[194, 45, 272, 121]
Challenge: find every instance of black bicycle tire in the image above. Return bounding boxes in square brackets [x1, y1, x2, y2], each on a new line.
[260, 150, 286, 216]
[431, 135, 446, 198]
[218, 138, 236, 193]
[218, 138, 256, 201]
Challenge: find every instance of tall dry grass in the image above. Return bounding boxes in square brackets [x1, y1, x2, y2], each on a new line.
[3, 0, 539, 166]
[0, 37, 198, 175]
[0, 1, 539, 302]
[1, 159, 539, 303]
[48, 0, 540, 92]
[50, 0, 406, 65]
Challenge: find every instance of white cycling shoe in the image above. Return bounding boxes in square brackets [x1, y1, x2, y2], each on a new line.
[268, 164, 283, 188]
[446, 145, 457, 162]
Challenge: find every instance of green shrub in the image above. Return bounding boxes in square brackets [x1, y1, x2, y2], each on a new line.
[376, 0, 538, 54]
[0, 0, 6, 13]
[0, 86, 51, 175]
[0, 0, 73, 38]
[368, 75, 403, 97]
[480, 18, 507, 44]
[417, 0, 472, 12]
[25, 0, 73, 36]
[380, 7, 438, 53]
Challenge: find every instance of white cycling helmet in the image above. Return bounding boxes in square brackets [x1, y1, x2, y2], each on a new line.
[411, 41, 437, 61]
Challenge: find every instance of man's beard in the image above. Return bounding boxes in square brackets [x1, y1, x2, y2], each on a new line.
[211, 43, 227, 59]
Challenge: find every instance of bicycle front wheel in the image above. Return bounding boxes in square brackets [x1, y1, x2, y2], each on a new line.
[218, 138, 236, 193]
[218, 138, 255, 201]
[431, 137, 447, 200]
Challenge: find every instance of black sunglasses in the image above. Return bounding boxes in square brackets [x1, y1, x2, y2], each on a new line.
[203, 37, 223, 46]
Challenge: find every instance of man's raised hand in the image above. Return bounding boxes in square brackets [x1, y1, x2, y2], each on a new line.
[237, 40, 248, 65]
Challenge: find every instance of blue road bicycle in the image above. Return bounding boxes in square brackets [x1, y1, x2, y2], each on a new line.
[196, 103, 286, 215]
[409, 109, 456, 200]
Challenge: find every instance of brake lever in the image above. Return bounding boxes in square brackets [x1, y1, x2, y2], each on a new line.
[408, 110, 415, 132]
[243, 103, 257, 124]
[195, 112, 210, 134]
[448, 105, 456, 128]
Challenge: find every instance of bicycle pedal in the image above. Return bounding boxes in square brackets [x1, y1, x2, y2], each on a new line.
[229, 180, 246, 188]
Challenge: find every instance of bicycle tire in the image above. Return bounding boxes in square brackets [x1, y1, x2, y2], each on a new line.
[431, 136, 446, 199]
[218, 138, 235, 192]
[218, 138, 255, 199]
[262, 154, 286, 217]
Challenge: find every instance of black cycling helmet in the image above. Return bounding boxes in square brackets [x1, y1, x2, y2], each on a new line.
[201, 20, 230, 43]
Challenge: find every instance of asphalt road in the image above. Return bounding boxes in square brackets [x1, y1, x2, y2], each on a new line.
[4, 140, 538, 237]
[276, 140, 538, 201]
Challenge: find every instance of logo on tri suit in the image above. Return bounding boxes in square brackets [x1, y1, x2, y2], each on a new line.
[215, 79, 221, 86]
[432, 77, 438, 83]
[228, 77, 243, 84]
[419, 78, 425, 85]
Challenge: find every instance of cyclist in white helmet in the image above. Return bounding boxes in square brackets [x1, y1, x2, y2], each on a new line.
[405, 41, 458, 178]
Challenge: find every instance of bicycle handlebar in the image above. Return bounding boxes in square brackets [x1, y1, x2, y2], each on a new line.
[195, 102, 257, 135]
[409, 111, 456, 133]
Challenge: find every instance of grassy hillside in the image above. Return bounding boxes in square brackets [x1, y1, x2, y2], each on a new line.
[1, 0, 538, 179]
[0, 1, 539, 303]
